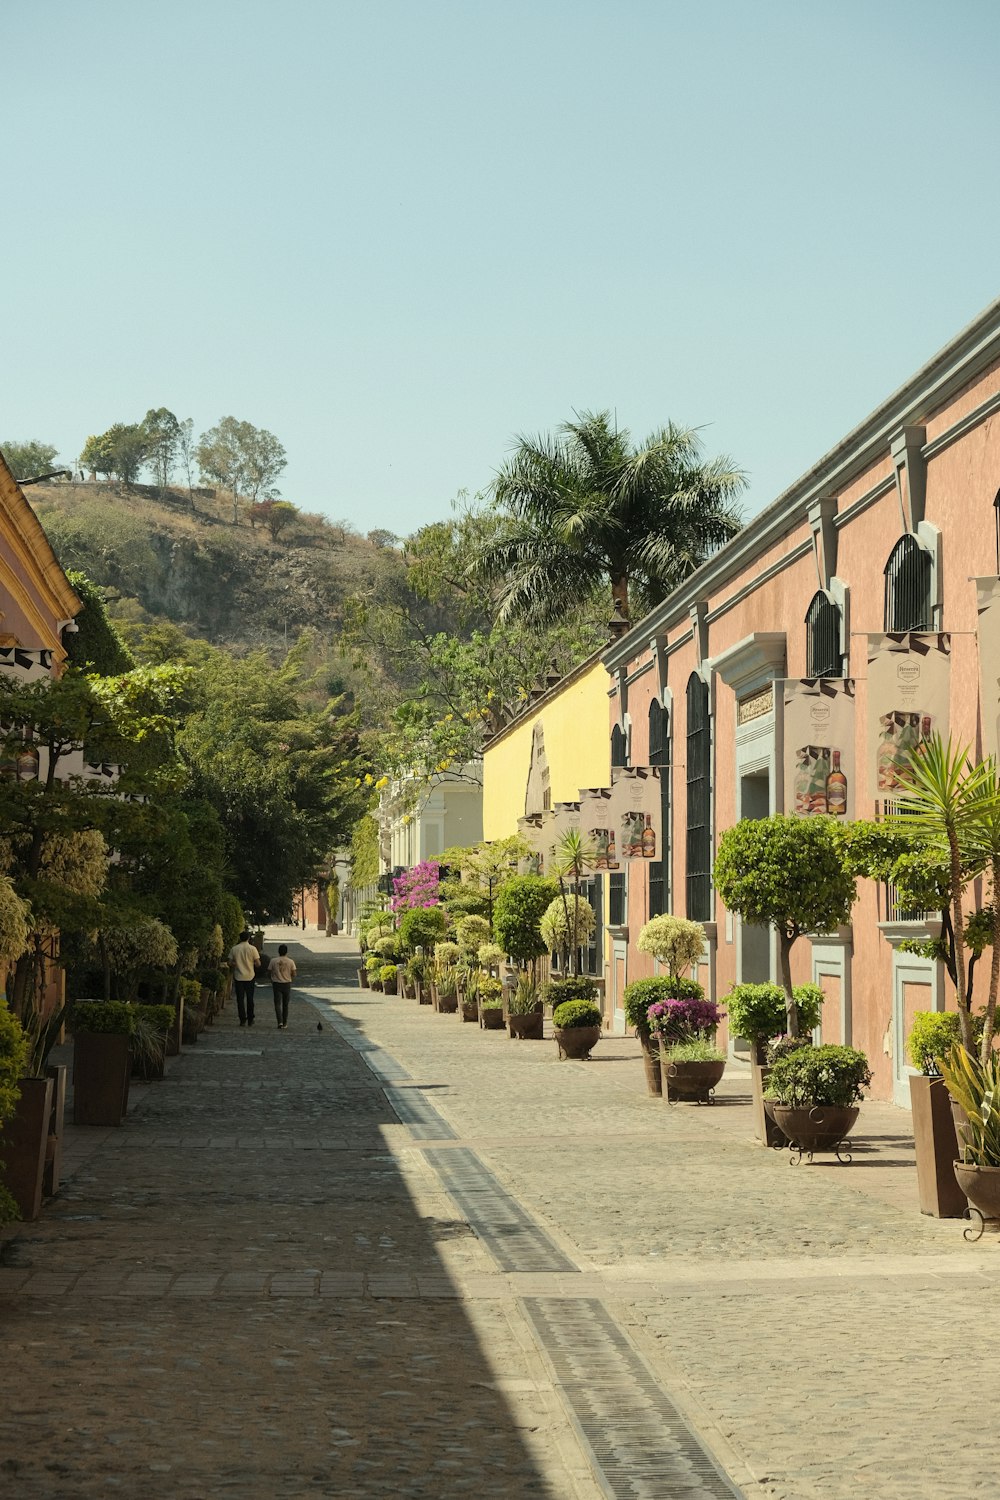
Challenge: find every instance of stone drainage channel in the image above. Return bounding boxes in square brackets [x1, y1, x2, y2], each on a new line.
[320, 1002, 743, 1500]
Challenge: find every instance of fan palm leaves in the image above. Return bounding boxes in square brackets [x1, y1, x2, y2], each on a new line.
[475, 411, 745, 625]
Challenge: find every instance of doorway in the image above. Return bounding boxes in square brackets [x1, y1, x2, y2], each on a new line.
[737, 770, 772, 985]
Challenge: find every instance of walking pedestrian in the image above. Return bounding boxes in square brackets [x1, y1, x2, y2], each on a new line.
[228, 929, 261, 1027]
[269, 944, 297, 1029]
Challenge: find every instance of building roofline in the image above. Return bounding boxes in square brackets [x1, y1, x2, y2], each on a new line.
[483, 646, 608, 753]
[604, 294, 1000, 668]
[0, 452, 82, 643]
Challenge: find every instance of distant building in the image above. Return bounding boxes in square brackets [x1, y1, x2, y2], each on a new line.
[379, 765, 483, 880]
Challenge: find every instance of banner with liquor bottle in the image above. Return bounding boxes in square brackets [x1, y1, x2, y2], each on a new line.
[866, 633, 951, 801]
[517, 801, 582, 876]
[579, 766, 662, 869]
[974, 577, 1000, 761]
[780, 678, 855, 819]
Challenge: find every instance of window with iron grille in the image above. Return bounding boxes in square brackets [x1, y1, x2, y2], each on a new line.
[884, 535, 932, 633]
[611, 722, 627, 768]
[685, 673, 711, 921]
[648, 699, 667, 766]
[805, 591, 843, 677]
[608, 872, 626, 926]
[648, 860, 665, 918]
[580, 875, 603, 974]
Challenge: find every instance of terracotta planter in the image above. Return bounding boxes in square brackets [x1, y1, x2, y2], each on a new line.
[43, 1063, 67, 1197]
[660, 1057, 726, 1103]
[770, 1103, 859, 1158]
[954, 1161, 1000, 1224]
[461, 998, 479, 1023]
[508, 1010, 544, 1040]
[73, 1030, 132, 1126]
[357, 967, 369, 989]
[910, 1074, 968, 1217]
[166, 996, 184, 1057]
[480, 1005, 505, 1030]
[641, 1045, 663, 1096]
[555, 1024, 601, 1060]
[0, 1076, 53, 1220]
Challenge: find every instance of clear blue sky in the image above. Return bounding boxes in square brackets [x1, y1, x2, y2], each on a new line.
[4, 0, 998, 535]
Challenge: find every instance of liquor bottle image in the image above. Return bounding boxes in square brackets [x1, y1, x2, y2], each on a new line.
[914, 713, 932, 758]
[895, 712, 917, 773]
[826, 750, 847, 816]
[641, 813, 656, 858]
[808, 748, 829, 814]
[607, 829, 617, 866]
[877, 717, 897, 791]
[593, 828, 609, 869]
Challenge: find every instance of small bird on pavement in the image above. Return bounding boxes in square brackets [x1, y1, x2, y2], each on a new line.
[317, 1022, 323, 1030]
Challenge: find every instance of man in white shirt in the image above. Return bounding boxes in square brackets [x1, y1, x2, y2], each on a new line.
[228, 930, 261, 1027]
[269, 944, 297, 1030]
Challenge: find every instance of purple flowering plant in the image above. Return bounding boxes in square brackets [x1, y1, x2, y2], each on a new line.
[646, 996, 723, 1043]
[391, 860, 442, 912]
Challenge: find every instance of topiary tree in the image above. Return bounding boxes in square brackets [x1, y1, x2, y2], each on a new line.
[714, 814, 855, 1034]
[636, 914, 706, 977]
[455, 915, 491, 958]
[540, 894, 596, 974]
[493, 875, 559, 972]
[398, 905, 448, 953]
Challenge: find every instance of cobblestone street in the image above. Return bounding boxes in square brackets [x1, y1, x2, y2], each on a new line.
[3, 931, 1000, 1498]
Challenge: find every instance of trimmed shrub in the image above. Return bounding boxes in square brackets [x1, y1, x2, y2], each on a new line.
[399, 906, 448, 952]
[623, 976, 703, 1038]
[724, 982, 822, 1045]
[493, 876, 559, 963]
[764, 1044, 871, 1108]
[553, 999, 602, 1029]
[69, 1000, 136, 1035]
[543, 976, 597, 1007]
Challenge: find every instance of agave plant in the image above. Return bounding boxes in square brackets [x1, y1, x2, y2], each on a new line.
[938, 1043, 1000, 1167]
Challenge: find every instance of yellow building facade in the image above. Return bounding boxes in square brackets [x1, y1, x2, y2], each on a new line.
[482, 654, 610, 839]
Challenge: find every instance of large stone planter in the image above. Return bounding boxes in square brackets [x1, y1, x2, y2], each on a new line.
[555, 1025, 601, 1060]
[641, 1039, 662, 1096]
[508, 1010, 544, 1040]
[771, 1103, 859, 1161]
[480, 1004, 505, 1030]
[436, 989, 459, 1015]
[73, 1031, 131, 1126]
[0, 1076, 54, 1220]
[461, 997, 479, 1023]
[417, 981, 431, 1006]
[910, 1074, 967, 1217]
[357, 967, 370, 989]
[660, 1057, 726, 1103]
[751, 1049, 787, 1146]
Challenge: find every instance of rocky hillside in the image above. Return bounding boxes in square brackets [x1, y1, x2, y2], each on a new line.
[29, 480, 398, 652]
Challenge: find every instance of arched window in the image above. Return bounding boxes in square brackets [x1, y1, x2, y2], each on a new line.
[805, 591, 843, 677]
[611, 722, 627, 768]
[648, 699, 667, 767]
[884, 535, 932, 632]
[685, 673, 711, 921]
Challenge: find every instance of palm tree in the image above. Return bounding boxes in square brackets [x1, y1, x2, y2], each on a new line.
[475, 411, 745, 624]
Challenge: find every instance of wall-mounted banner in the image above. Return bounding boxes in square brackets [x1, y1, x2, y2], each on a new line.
[579, 767, 662, 869]
[0, 646, 55, 682]
[975, 577, 1000, 762]
[779, 678, 856, 819]
[866, 633, 951, 801]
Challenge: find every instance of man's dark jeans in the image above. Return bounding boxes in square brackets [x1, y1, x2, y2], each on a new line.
[272, 982, 291, 1025]
[234, 979, 256, 1024]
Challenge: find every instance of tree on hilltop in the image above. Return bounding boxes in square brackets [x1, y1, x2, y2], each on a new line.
[2, 440, 60, 482]
[143, 408, 182, 490]
[197, 417, 286, 524]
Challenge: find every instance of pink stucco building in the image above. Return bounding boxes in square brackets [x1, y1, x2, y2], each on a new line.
[604, 298, 1000, 1103]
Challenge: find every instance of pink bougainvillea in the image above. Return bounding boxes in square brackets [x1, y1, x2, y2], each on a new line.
[391, 860, 442, 912]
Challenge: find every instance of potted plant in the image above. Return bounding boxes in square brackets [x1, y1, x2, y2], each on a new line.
[380, 963, 398, 995]
[905, 1011, 968, 1217]
[647, 992, 726, 1102]
[553, 995, 602, 1059]
[405, 954, 431, 1004]
[366, 952, 383, 991]
[939, 1043, 1000, 1231]
[764, 1043, 871, 1161]
[539, 894, 596, 987]
[507, 973, 544, 1040]
[724, 982, 823, 1146]
[433, 942, 461, 1014]
[460, 969, 481, 1023]
[130, 1003, 174, 1081]
[180, 977, 205, 1043]
[477, 976, 505, 1029]
[493, 875, 559, 976]
[70, 999, 136, 1126]
[624, 975, 705, 1096]
[0, 996, 48, 1223]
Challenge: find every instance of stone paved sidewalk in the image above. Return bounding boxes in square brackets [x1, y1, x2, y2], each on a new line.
[3, 929, 999, 1498]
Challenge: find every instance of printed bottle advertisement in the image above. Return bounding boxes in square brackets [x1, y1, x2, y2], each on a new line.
[975, 577, 1000, 763]
[518, 769, 662, 872]
[779, 678, 855, 819]
[866, 633, 951, 802]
